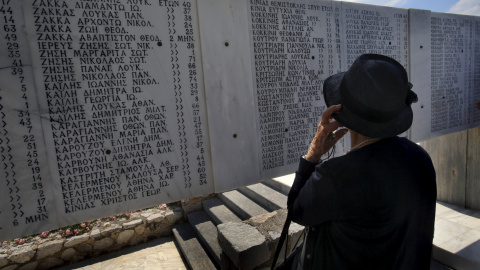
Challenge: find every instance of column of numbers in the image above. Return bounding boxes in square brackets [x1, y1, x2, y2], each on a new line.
[325, 11, 335, 76]
[395, 14, 402, 53]
[182, 1, 206, 186]
[334, 7, 342, 72]
[402, 14, 408, 68]
[466, 19, 473, 123]
[1, 0, 47, 228]
[396, 13, 408, 68]
[1, 0, 21, 228]
[168, 3, 190, 189]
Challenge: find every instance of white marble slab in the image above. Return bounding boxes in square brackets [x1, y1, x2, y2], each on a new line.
[434, 218, 471, 247]
[197, 0, 261, 192]
[247, 0, 349, 179]
[442, 209, 480, 229]
[429, 12, 477, 138]
[340, 2, 409, 68]
[409, 9, 433, 143]
[1, 0, 214, 241]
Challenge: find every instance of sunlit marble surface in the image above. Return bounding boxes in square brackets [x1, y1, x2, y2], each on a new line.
[434, 202, 480, 264]
[59, 237, 186, 270]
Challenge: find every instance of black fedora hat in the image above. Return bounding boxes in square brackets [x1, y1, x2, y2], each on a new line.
[323, 54, 418, 138]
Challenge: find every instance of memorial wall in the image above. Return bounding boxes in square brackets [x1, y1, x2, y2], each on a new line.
[409, 10, 480, 142]
[429, 12, 480, 136]
[1, 0, 479, 240]
[248, 0, 411, 178]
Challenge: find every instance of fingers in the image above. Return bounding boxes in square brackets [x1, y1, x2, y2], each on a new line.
[331, 128, 349, 144]
[307, 105, 345, 160]
[321, 104, 341, 124]
[317, 118, 343, 138]
[329, 119, 343, 131]
[324, 128, 348, 146]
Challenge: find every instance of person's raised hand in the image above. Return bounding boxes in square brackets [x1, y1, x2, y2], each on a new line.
[305, 105, 348, 162]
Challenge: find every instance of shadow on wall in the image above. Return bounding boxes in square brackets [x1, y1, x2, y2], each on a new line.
[418, 126, 480, 211]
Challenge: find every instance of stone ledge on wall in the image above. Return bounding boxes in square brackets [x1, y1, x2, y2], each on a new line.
[0, 195, 213, 270]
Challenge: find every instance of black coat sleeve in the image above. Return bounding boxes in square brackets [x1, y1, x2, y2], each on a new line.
[287, 157, 317, 209]
[290, 160, 339, 227]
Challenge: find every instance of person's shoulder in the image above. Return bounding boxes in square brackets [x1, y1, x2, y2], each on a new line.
[394, 136, 416, 145]
[317, 151, 356, 176]
[390, 137, 434, 166]
[394, 136, 430, 153]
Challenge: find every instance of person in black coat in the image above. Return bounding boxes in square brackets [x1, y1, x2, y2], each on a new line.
[287, 54, 437, 270]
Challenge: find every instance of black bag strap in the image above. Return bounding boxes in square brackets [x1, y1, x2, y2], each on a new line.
[271, 211, 292, 270]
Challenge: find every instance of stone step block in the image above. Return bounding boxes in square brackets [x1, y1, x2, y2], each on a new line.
[430, 259, 456, 270]
[433, 245, 479, 270]
[218, 190, 269, 220]
[243, 209, 305, 268]
[172, 223, 216, 270]
[187, 210, 222, 266]
[239, 183, 287, 212]
[217, 222, 270, 270]
[202, 197, 242, 225]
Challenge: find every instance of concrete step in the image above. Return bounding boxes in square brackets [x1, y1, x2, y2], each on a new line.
[238, 183, 287, 212]
[187, 210, 222, 267]
[218, 190, 269, 220]
[172, 223, 217, 270]
[262, 174, 295, 196]
[202, 197, 242, 225]
[430, 259, 455, 270]
[432, 246, 473, 270]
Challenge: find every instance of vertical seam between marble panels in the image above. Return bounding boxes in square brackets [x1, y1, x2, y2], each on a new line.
[465, 130, 468, 208]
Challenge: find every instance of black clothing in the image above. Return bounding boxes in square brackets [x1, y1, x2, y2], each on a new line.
[289, 137, 436, 269]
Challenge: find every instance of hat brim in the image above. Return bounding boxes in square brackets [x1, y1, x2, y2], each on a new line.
[323, 72, 413, 138]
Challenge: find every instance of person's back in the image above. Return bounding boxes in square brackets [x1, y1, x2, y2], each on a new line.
[296, 137, 436, 269]
[284, 54, 437, 270]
